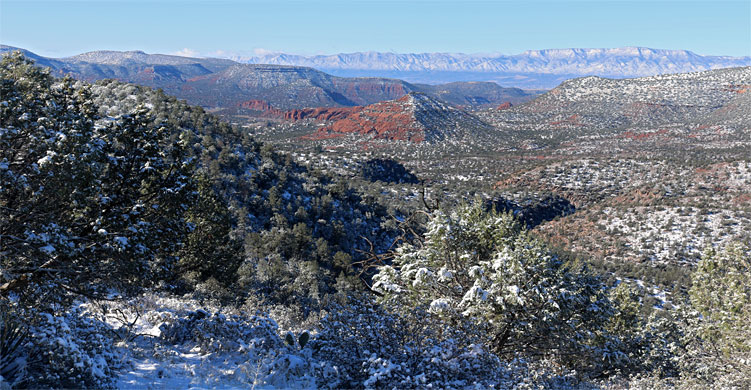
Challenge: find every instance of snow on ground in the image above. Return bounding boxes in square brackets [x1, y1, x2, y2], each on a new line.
[600, 205, 750, 263]
[83, 294, 314, 389]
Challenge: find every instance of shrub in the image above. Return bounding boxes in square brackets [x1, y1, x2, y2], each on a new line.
[311, 293, 511, 389]
[0, 309, 27, 388]
[23, 306, 118, 389]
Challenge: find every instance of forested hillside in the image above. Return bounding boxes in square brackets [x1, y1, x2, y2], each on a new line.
[2, 52, 750, 389]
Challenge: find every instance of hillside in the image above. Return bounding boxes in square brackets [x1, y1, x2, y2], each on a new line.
[478, 66, 751, 153]
[252, 66, 751, 272]
[3, 48, 751, 390]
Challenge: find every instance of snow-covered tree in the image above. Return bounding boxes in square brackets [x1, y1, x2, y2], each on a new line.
[373, 201, 625, 373]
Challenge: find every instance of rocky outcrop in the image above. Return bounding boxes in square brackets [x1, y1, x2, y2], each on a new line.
[306, 92, 494, 143]
[332, 79, 410, 105]
[497, 102, 513, 110]
[238, 100, 285, 117]
[316, 95, 425, 142]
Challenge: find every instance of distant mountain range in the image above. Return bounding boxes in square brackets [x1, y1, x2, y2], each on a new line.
[0, 45, 538, 110]
[236, 47, 751, 88]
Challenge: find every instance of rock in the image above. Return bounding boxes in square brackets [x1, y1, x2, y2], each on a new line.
[237, 99, 285, 118]
[283, 106, 360, 121]
[307, 92, 493, 143]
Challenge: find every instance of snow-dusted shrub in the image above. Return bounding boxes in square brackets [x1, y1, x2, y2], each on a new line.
[250, 343, 316, 389]
[159, 309, 284, 354]
[606, 283, 681, 377]
[157, 307, 316, 388]
[373, 202, 625, 375]
[23, 305, 118, 389]
[1, 54, 196, 307]
[311, 293, 512, 389]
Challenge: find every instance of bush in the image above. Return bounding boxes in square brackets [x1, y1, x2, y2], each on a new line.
[23, 306, 118, 389]
[311, 293, 511, 389]
[677, 242, 751, 387]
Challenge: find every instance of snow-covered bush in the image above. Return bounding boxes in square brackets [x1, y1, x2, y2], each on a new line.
[373, 202, 625, 375]
[157, 307, 316, 388]
[23, 305, 118, 389]
[312, 293, 514, 389]
[159, 309, 284, 354]
[605, 283, 681, 377]
[1, 53, 196, 307]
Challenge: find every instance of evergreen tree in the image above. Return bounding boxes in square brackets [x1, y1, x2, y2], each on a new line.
[679, 242, 751, 387]
[177, 173, 242, 288]
[373, 201, 626, 373]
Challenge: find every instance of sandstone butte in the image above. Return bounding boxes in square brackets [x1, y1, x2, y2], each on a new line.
[239, 92, 477, 144]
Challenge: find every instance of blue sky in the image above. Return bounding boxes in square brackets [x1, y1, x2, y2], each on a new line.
[1, 0, 749, 57]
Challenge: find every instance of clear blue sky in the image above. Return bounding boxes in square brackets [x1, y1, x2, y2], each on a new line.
[1, 0, 749, 57]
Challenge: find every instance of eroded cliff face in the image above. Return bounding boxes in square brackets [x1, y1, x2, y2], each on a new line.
[238, 100, 285, 117]
[331, 79, 411, 105]
[311, 95, 426, 142]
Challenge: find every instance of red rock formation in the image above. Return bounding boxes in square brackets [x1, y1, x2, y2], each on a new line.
[306, 94, 427, 142]
[238, 101, 362, 121]
[497, 102, 513, 110]
[133, 67, 156, 81]
[724, 84, 751, 94]
[237, 100, 285, 118]
[303, 92, 490, 143]
[331, 80, 409, 105]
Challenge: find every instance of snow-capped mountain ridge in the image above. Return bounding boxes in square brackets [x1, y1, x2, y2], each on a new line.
[62, 49, 236, 70]
[239, 47, 750, 78]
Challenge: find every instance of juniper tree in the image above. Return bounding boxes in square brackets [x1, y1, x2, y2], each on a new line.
[373, 201, 629, 373]
[679, 242, 751, 387]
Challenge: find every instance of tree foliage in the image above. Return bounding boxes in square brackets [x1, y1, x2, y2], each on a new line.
[0, 53, 195, 303]
[374, 202, 627, 373]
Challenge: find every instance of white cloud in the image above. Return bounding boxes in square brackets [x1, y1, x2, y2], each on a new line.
[172, 48, 201, 58]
